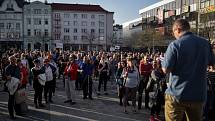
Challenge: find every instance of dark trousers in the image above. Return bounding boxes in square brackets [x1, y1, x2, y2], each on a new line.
[82, 75, 92, 98]
[44, 81, 53, 102]
[150, 90, 162, 116]
[8, 94, 15, 117]
[123, 87, 137, 107]
[33, 83, 43, 105]
[98, 72, 107, 92]
[76, 72, 83, 90]
[138, 75, 150, 109]
[52, 75, 56, 94]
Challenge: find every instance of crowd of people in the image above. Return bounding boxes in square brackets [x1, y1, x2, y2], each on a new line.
[0, 19, 215, 121]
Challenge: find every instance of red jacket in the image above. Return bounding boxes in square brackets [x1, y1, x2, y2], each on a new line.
[139, 61, 152, 76]
[20, 66, 28, 85]
[64, 63, 78, 81]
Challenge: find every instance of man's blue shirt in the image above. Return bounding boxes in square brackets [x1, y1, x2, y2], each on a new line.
[162, 32, 215, 102]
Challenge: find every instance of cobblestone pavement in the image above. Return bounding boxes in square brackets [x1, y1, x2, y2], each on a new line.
[0, 78, 162, 121]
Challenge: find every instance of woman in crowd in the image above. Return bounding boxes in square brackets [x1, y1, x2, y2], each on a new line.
[31, 59, 45, 108]
[122, 57, 139, 113]
[17, 59, 28, 88]
[149, 60, 165, 121]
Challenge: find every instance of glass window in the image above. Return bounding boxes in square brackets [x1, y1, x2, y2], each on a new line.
[73, 21, 78, 26]
[74, 14, 78, 19]
[99, 29, 104, 33]
[0, 23, 4, 29]
[16, 23, 20, 30]
[82, 21, 87, 26]
[34, 18, 41, 25]
[27, 29, 31, 36]
[82, 14, 87, 19]
[34, 9, 41, 14]
[81, 29, 87, 33]
[74, 28, 78, 33]
[64, 28, 70, 33]
[7, 23, 13, 29]
[64, 13, 70, 18]
[91, 29, 95, 33]
[99, 15, 105, 20]
[91, 14, 95, 19]
[64, 21, 69, 26]
[91, 22, 95, 26]
[44, 19, 48, 25]
[44, 29, 48, 36]
[27, 18, 31, 25]
[44, 9, 48, 14]
[64, 35, 70, 40]
[99, 22, 104, 27]
[74, 36, 77, 40]
[81, 36, 87, 40]
[34, 29, 41, 36]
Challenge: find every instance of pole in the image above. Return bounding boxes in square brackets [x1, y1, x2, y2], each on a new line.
[197, 0, 201, 35]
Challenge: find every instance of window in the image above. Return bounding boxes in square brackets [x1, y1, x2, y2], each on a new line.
[55, 34, 60, 40]
[64, 35, 70, 40]
[74, 14, 78, 19]
[34, 9, 41, 14]
[74, 36, 77, 40]
[91, 22, 95, 26]
[74, 28, 78, 33]
[73, 21, 78, 26]
[34, 18, 41, 25]
[44, 19, 48, 25]
[91, 14, 95, 19]
[55, 13, 60, 18]
[81, 29, 87, 33]
[99, 15, 105, 20]
[91, 29, 95, 33]
[64, 21, 70, 26]
[7, 3, 13, 9]
[81, 36, 87, 40]
[64, 28, 70, 33]
[34, 29, 41, 36]
[99, 22, 104, 27]
[7, 23, 13, 29]
[99, 29, 104, 33]
[44, 29, 48, 36]
[16, 23, 20, 30]
[82, 21, 87, 26]
[44, 9, 48, 14]
[82, 14, 87, 19]
[27, 18, 31, 25]
[99, 36, 104, 41]
[27, 29, 31, 36]
[0, 23, 4, 29]
[64, 13, 70, 18]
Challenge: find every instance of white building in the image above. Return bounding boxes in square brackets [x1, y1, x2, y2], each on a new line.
[122, 17, 142, 38]
[51, 3, 114, 51]
[0, 0, 24, 52]
[23, 1, 52, 51]
[113, 24, 123, 46]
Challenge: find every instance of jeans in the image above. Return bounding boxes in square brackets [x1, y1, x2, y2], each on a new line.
[8, 94, 15, 117]
[65, 79, 76, 101]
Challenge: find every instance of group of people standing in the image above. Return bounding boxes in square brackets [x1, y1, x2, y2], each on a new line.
[1, 19, 215, 121]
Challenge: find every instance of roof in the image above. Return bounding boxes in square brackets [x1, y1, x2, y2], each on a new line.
[51, 3, 113, 13]
[139, 0, 175, 14]
[122, 17, 142, 28]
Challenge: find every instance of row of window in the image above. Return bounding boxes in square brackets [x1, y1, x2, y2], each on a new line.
[26, 18, 49, 25]
[142, 0, 215, 18]
[0, 32, 20, 39]
[27, 29, 49, 36]
[55, 13, 105, 20]
[0, 23, 20, 30]
[25, 9, 49, 14]
[55, 35, 105, 41]
[62, 28, 104, 33]
[58, 21, 104, 27]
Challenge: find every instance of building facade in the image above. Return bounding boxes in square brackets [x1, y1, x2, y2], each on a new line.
[113, 24, 123, 46]
[23, 1, 52, 51]
[139, 0, 215, 43]
[0, 0, 24, 52]
[51, 3, 114, 51]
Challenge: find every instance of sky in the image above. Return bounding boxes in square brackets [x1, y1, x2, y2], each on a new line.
[32, 0, 160, 24]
